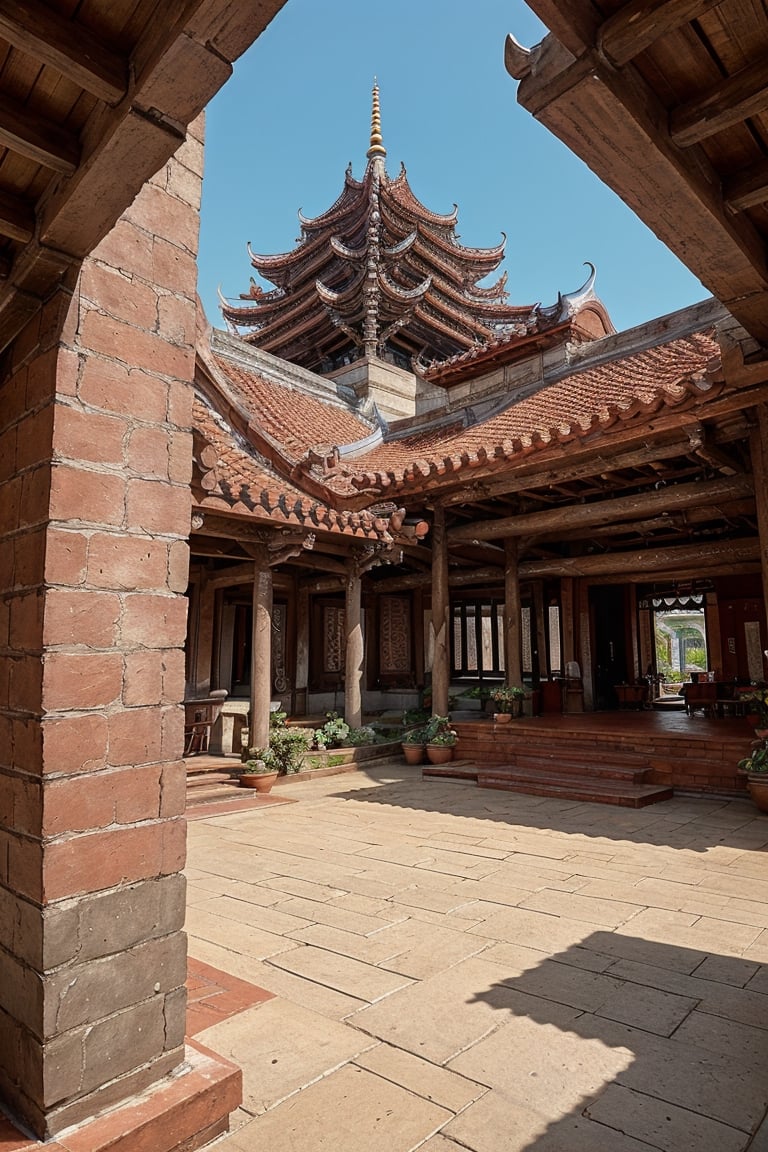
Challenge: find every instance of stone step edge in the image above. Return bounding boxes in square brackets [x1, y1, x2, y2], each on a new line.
[477, 775, 674, 808]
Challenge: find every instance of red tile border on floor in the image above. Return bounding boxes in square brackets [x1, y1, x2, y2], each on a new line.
[185, 957, 275, 1036]
[185, 792, 296, 820]
[0, 1041, 241, 1152]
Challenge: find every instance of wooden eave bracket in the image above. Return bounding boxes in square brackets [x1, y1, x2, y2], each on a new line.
[514, 38, 768, 345]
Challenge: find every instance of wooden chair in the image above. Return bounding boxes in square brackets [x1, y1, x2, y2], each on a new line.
[682, 681, 717, 717]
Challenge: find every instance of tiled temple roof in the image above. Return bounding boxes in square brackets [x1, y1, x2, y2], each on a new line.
[218, 84, 575, 373]
[211, 353, 373, 462]
[329, 331, 724, 493]
[191, 393, 396, 542]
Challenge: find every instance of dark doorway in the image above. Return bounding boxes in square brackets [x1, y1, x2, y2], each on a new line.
[591, 584, 628, 709]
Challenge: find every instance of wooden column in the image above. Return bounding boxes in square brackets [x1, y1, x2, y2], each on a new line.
[561, 577, 576, 670]
[750, 404, 768, 648]
[193, 572, 216, 696]
[295, 585, 310, 716]
[345, 561, 364, 728]
[248, 546, 273, 754]
[504, 537, 523, 685]
[431, 505, 451, 716]
[532, 580, 548, 680]
[627, 583, 640, 682]
[639, 604, 653, 677]
[578, 580, 595, 710]
[704, 590, 723, 678]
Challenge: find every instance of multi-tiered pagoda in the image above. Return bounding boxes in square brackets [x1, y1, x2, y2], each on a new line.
[221, 86, 607, 384]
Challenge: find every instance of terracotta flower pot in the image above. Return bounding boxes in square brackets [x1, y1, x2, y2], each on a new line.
[239, 771, 279, 792]
[426, 743, 454, 765]
[747, 775, 768, 813]
[402, 743, 425, 765]
[494, 712, 512, 724]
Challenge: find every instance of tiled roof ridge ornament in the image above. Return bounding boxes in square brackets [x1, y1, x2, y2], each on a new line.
[367, 79, 387, 162]
[554, 261, 598, 321]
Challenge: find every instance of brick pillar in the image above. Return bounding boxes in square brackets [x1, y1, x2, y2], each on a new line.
[0, 118, 203, 1139]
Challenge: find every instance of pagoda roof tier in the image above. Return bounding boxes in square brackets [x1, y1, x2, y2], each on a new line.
[220, 84, 583, 373]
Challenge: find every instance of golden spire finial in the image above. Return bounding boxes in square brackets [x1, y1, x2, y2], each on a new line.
[367, 79, 386, 161]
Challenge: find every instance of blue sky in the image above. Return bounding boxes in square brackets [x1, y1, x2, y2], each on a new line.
[197, 0, 707, 337]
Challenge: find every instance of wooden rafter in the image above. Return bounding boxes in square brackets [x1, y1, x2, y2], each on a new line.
[0, 97, 79, 174]
[0, 189, 34, 244]
[597, 0, 723, 67]
[725, 159, 768, 213]
[670, 57, 768, 147]
[0, 0, 127, 104]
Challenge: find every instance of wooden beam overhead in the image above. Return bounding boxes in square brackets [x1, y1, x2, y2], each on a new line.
[0, 97, 79, 173]
[725, 159, 768, 213]
[438, 433, 695, 508]
[670, 57, 768, 147]
[0, 0, 127, 104]
[448, 475, 753, 542]
[597, 0, 722, 67]
[519, 537, 759, 578]
[0, 189, 34, 244]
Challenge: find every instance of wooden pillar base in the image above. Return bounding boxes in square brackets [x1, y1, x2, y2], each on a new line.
[0, 1041, 241, 1152]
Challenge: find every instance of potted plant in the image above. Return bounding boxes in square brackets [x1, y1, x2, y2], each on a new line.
[423, 715, 457, 764]
[314, 712, 350, 750]
[490, 684, 525, 721]
[237, 753, 279, 792]
[401, 726, 426, 765]
[743, 686, 768, 735]
[738, 738, 768, 812]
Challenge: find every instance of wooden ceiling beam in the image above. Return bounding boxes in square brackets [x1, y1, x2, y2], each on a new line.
[0, 0, 127, 104]
[520, 536, 759, 578]
[0, 97, 79, 173]
[725, 159, 768, 213]
[448, 475, 753, 542]
[597, 0, 722, 67]
[670, 58, 768, 147]
[0, 189, 34, 244]
[515, 37, 768, 344]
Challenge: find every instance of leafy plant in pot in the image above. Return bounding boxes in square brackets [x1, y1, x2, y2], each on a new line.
[738, 738, 768, 813]
[237, 752, 279, 792]
[401, 725, 427, 765]
[423, 715, 458, 765]
[490, 684, 525, 721]
[744, 686, 768, 735]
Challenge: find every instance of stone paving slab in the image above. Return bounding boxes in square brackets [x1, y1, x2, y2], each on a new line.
[583, 1082, 747, 1152]
[185, 769, 768, 1151]
[194, 998, 376, 1115]
[442, 1088, 656, 1151]
[268, 944, 414, 1002]
[219, 1065, 452, 1152]
[353, 1043, 487, 1112]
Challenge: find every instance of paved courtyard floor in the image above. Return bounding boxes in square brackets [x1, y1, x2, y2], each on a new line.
[185, 763, 768, 1152]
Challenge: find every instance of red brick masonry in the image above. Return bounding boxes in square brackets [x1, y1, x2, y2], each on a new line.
[0, 960, 274, 1152]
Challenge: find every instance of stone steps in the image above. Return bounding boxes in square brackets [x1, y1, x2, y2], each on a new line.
[453, 718, 748, 795]
[476, 764, 673, 807]
[185, 762, 242, 807]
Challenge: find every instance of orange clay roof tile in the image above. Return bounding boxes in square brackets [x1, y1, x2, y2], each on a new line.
[192, 395, 392, 541]
[347, 332, 719, 488]
[212, 354, 372, 458]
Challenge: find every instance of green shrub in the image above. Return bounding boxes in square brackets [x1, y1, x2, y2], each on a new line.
[314, 712, 350, 749]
